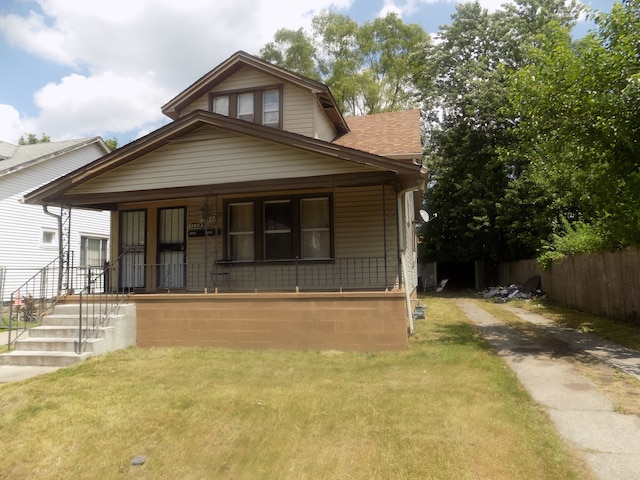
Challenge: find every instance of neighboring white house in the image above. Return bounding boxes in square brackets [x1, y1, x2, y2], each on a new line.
[0, 138, 112, 301]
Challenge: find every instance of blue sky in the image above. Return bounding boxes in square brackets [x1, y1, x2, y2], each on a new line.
[0, 0, 617, 146]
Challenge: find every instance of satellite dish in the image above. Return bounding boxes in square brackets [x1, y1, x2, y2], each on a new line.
[419, 210, 438, 223]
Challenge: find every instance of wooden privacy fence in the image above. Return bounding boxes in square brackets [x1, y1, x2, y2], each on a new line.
[499, 249, 640, 321]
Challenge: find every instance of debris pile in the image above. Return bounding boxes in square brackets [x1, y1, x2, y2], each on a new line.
[480, 275, 544, 302]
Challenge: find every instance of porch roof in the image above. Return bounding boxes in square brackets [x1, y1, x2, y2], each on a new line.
[23, 110, 426, 209]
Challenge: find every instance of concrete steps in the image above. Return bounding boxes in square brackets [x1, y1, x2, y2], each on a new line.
[0, 304, 109, 367]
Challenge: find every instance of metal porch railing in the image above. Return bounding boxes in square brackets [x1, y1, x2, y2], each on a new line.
[132, 257, 395, 293]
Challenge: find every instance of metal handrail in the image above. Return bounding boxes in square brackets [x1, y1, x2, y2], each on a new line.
[131, 257, 394, 293]
[6, 256, 65, 352]
[76, 252, 131, 354]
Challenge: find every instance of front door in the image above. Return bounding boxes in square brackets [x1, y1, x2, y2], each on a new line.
[119, 209, 146, 289]
[157, 207, 186, 289]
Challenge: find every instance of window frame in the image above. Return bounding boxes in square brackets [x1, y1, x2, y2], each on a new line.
[79, 235, 109, 267]
[225, 194, 333, 263]
[40, 227, 58, 249]
[210, 85, 283, 129]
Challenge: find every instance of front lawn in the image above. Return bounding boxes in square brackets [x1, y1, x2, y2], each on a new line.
[0, 296, 592, 479]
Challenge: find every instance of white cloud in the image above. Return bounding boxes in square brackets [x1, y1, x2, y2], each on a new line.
[378, 0, 509, 19]
[32, 71, 171, 141]
[0, 0, 353, 142]
[0, 104, 35, 143]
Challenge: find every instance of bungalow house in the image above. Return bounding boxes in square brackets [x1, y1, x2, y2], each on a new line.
[23, 51, 427, 352]
[0, 138, 111, 302]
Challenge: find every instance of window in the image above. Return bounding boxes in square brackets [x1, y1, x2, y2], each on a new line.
[41, 228, 57, 247]
[228, 202, 254, 261]
[237, 92, 254, 122]
[301, 198, 330, 259]
[80, 236, 109, 267]
[212, 96, 229, 115]
[226, 195, 332, 262]
[211, 87, 282, 128]
[264, 200, 292, 260]
[262, 89, 280, 127]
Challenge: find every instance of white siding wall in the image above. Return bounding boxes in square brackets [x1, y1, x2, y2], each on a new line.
[0, 143, 110, 301]
[71, 127, 378, 195]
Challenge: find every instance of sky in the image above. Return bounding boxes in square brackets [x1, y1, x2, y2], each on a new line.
[0, 0, 617, 147]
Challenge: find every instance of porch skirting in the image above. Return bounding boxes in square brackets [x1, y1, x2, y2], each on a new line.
[132, 291, 409, 352]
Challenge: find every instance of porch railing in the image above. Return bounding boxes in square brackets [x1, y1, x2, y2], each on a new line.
[132, 257, 394, 293]
[76, 253, 131, 354]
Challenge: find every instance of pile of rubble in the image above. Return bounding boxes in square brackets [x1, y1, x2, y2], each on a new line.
[480, 275, 544, 302]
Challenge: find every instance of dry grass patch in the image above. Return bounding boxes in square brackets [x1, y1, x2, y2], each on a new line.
[0, 296, 592, 479]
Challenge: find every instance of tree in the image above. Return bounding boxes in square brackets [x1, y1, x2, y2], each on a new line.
[104, 137, 118, 151]
[507, 1, 640, 251]
[259, 11, 429, 116]
[18, 133, 51, 144]
[414, 0, 583, 263]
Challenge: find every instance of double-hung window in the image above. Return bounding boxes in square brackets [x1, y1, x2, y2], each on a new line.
[226, 195, 332, 262]
[264, 200, 292, 260]
[211, 87, 281, 128]
[80, 236, 109, 267]
[228, 202, 255, 261]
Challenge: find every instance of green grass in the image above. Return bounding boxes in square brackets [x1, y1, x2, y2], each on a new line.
[0, 296, 592, 479]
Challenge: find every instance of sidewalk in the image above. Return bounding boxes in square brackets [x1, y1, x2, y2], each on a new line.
[457, 299, 640, 480]
[0, 330, 60, 384]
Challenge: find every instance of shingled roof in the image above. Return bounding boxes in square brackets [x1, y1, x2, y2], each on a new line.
[333, 109, 422, 161]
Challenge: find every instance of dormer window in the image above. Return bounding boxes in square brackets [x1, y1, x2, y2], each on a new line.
[211, 87, 282, 128]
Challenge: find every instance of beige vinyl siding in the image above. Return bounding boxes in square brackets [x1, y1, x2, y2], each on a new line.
[213, 67, 276, 92]
[182, 95, 209, 115]
[70, 127, 379, 195]
[334, 185, 397, 258]
[178, 67, 337, 141]
[312, 101, 339, 142]
[282, 85, 336, 140]
[334, 185, 399, 288]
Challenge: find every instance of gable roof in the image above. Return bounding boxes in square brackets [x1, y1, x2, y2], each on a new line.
[0, 137, 110, 178]
[161, 50, 349, 135]
[23, 110, 425, 208]
[333, 109, 423, 161]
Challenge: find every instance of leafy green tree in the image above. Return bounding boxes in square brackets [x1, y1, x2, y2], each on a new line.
[104, 137, 118, 151]
[18, 133, 51, 144]
[260, 28, 319, 80]
[259, 11, 429, 115]
[415, 0, 583, 263]
[508, 1, 640, 250]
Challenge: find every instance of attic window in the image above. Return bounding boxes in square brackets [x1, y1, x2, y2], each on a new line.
[210, 87, 282, 129]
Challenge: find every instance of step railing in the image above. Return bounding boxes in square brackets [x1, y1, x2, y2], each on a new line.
[5, 257, 64, 352]
[76, 252, 131, 354]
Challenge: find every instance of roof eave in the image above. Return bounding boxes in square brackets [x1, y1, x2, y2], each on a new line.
[23, 111, 421, 206]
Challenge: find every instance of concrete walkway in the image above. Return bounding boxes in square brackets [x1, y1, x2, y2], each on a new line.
[0, 330, 60, 384]
[457, 300, 640, 480]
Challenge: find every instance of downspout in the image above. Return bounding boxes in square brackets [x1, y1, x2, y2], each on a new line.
[43, 205, 63, 296]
